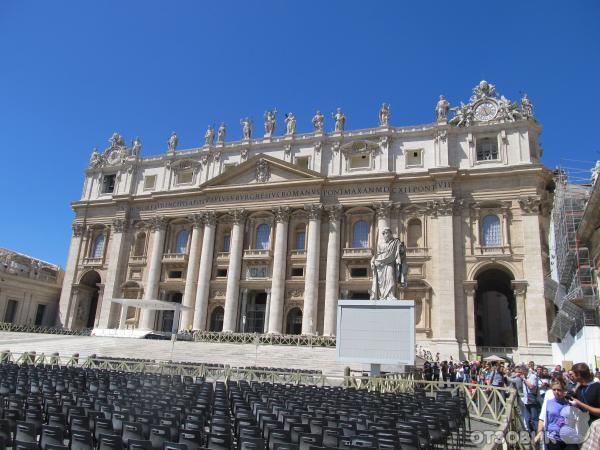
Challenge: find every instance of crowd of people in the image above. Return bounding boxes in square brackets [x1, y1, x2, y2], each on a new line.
[422, 357, 600, 449]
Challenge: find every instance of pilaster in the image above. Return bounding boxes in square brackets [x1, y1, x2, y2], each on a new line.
[323, 205, 342, 336]
[268, 206, 290, 334]
[223, 209, 246, 332]
[58, 222, 85, 328]
[302, 203, 322, 335]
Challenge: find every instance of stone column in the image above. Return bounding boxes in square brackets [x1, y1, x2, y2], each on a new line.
[139, 216, 167, 330]
[268, 207, 290, 334]
[374, 201, 392, 233]
[223, 209, 246, 332]
[463, 281, 477, 351]
[180, 214, 204, 330]
[263, 288, 272, 333]
[118, 303, 128, 330]
[432, 201, 457, 347]
[58, 222, 85, 328]
[97, 218, 129, 329]
[302, 204, 322, 335]
[512, 280, 529, 348]
[323, 205, 342, 336]
[193, 212, 216, 330]
[518, 198, 549, 344]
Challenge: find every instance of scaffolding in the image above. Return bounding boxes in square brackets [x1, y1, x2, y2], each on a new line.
[548, 168, 598, 339]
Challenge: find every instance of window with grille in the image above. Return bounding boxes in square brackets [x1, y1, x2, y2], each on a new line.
[175, 230, 189, 254]
[256, 224, 270, 249]
[101, 174, 116, 193]
[482, 215, 501, 247]
[295, 227, 306, 250]
[92, 234, 105, 258]
[352, 220, 369, 248]
[476, 137, 499, 161]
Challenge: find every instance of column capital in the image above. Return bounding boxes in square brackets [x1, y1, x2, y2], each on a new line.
[304, 203, 323, 220]
[325, 204, 343, 222]
[230, 209, 247, 224]
[188, 214, 204, 229]
[272, 206, 291, 223]
[72, 222, 85, 237]
[511, 280, 528, 296]
[148, 216, 168, 232]
[373, 201, 392, 220]
[518, 197, 541, 215]
[203, 211, 217, 226]
[112, 218, 129, 233]
[265, 288, 272, 295]
[463, 280, 477, 295]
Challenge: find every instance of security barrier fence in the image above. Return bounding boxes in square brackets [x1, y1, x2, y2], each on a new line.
[0, 351, 529, 450]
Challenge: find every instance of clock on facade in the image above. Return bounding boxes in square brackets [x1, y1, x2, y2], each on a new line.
[474, 101, 498, 121]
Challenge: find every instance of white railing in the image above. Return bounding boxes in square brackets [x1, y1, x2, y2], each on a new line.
[477, 246, 510, 255]
[405, 247, 428, 257]
[290, 249, 307, 259]
[82, 257, 103, 267]
[161, 253, 188, 263]
[129, 256, 147, 265]
[243, 249, 272, 259]
[342, 248, 373, 259]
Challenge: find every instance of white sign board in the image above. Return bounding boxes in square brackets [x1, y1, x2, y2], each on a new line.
[336, 300, 415, 365]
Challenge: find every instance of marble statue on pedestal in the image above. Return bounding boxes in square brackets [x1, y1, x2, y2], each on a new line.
[332, 108, 346, 132]
[312, 111, 324, 132]
[241, 118, 252, 140]
[168, 132, 178, 152]
[379, 103, 390, 127]
[217, 123, 226, 143]
[370, 228, 407, 300]
[204, 125, 215, 146]
[264, 110, 277, 137]
[284, 112, 296, 135]
[436, 95, 450, 122]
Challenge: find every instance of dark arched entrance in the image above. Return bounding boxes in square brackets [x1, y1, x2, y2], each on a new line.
[78, 271, 101, 329]
[157, 292, 182, 332]
[475, 269, 517, 347]
[210, 306, 224, 331]
[286, 308, 303, 335]
[246, 292, 267, 333]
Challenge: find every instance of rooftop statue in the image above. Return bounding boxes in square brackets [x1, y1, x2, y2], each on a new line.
[449, 102, 473, 127]
[370, 228, 407, 300]
[470, 80, 497, 101]
[435, 95, 450, 122]
[332, 107, 346, 132]
[205, 125, 215, 146]
[284, 112, 296, 135]
[241, 117, 252, 140]
[379, 103, 390, 127]
[109, 132, 125, 149]
[217, 122, 226, 143]
[131, 137, 142, 156]
[89, 148, 102, 167]
[312, 110, 324, 132]
[521, 94, 534, 119]
[167, 131, 178, 152]
[264, 109, 277, 137]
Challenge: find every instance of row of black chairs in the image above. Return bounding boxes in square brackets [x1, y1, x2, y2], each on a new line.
[0, 361, 468, 449]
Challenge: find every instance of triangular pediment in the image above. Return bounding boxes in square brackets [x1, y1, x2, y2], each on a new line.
[202, 153, 323, 188]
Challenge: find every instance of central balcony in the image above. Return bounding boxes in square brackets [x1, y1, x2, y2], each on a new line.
[129, 256, 147, 266]
[161, 253, 189, 264]
[342, 248, 373, 259]
[82, 257, 103, 267]
[290, 249, 307, 260]
[405, 247, 429, 257]
[243, 249, 272, 261]
[216, 252, 230, 264]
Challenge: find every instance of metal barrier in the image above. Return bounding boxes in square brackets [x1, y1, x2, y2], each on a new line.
[0, 351, 529, 449]
[192, 330, 337, 347]
[0, 322, 91, 335]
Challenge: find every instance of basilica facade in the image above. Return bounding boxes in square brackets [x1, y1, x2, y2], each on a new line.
[58, 81, 554, 362]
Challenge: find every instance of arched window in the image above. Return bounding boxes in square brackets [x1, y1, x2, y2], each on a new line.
[133, 232, 146, 256]
[92, 234, 105, 258]
[482, 215, 501, 247]
[256, 224, 270, 250]
[175, 229, 189, 254]
[295, 225, 306, 250]
[210, 306, 224, 332]
[352, 220, 369, 248]
[407, 219, 423, 247]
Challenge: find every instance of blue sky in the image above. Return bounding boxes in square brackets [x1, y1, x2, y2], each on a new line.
[1, 1, 599, 267]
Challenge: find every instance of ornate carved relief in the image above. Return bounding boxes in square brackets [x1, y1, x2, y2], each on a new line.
[230, 209, 247, 224]
[373, 201, 392, 220]
[326, 204, 343, 222]
[518, 197, 541, 214]
[272, 206, 291, 223]
[112, 218, 128, 233]
[148, 216, 168, 232]
[256, 159, 270, 183]
[427, 198, 456, 217]
[203, 211, 217, 227]
[189, 214, 204, 229]
[72, 223, 85, 237]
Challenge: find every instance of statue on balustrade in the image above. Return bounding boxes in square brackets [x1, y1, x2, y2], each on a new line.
[370, 228, 407, 300]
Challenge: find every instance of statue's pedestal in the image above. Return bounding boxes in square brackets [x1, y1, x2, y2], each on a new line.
[336, 299, 415, 367]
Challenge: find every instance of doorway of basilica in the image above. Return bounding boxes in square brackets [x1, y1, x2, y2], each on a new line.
[77, 271, 100, 329]
[475, 269, 518, 347]
[245, 291, 267, 333]
[156, 292, 182, 332]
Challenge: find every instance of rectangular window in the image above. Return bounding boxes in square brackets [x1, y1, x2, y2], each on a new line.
[143, 175, 157, 191]
[5, 300, 18, 323]
[350, 154, 370, 169]
[101, 174, 116, 194]
[476, 137, 499, 161]
[406, 149, 423, 167]
[295, 156, 310, 170]
[291, 267, 304, 277]
[216, 268, 228, 277]
[223, 234, 231, 253]
[34, 304, 46, 326]
[168, 270, 183, 279]
[249, 266, 268, 278]
[177, 169, 194, 185]
[350, 267, 368, 278]
[295, 231, 306, 250]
